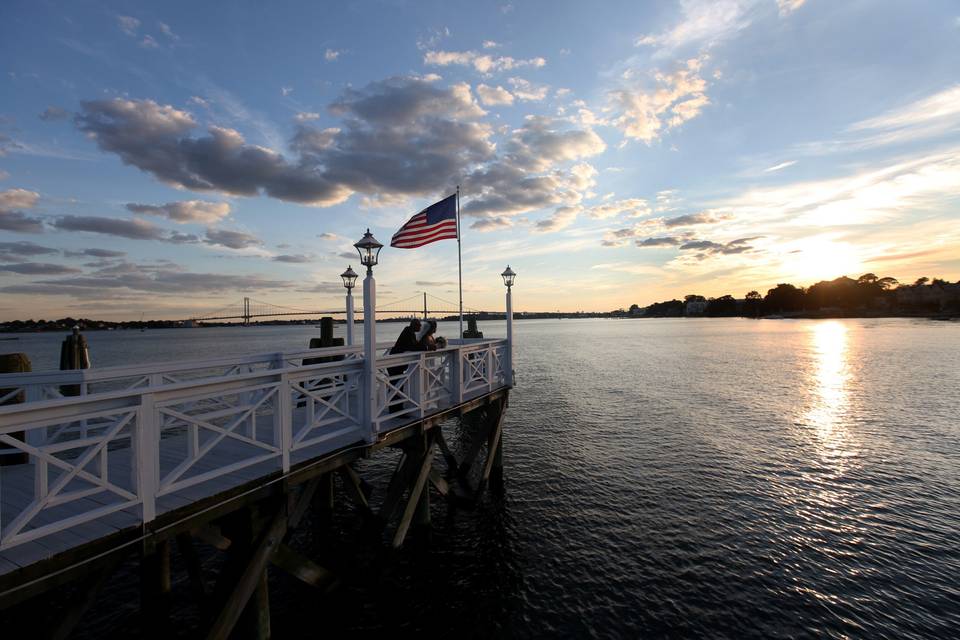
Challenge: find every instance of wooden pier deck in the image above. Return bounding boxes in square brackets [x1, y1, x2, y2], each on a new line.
[0, 338, 512, 635]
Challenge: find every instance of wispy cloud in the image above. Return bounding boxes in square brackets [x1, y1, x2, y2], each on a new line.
[763, 160, 796, 173]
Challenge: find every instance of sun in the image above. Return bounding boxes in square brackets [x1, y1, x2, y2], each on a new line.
[780, 237, 864, 283]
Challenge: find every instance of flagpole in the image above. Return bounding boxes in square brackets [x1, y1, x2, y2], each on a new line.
[456, 185, 463, 340]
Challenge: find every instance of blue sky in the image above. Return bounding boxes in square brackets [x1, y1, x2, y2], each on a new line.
[1, 0, 959, 320]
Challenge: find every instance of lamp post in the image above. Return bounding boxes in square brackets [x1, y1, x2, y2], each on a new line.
[501, 265, 516, 387]
[355, 229, 383, 441]
[340, 265, 358, 346]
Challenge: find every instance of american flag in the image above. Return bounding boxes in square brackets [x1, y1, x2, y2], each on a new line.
[390, 194, 459, 249]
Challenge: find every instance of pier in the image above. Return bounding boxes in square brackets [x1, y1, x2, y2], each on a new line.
[0, 253, 518, 637]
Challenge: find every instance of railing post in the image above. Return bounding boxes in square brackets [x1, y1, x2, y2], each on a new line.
[505, 283, 514, 387]
[486, 346, 494, 392]
[276, 373, 292, 472]
[412, 354, 425, 419]
[362, 270, 377, 443]
[452, 347, 463, 405]
[134, 393, 159, 523]
[25, 386, 44, 457]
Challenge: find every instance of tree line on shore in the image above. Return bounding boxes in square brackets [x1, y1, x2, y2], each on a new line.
[631, 274, 960, 318]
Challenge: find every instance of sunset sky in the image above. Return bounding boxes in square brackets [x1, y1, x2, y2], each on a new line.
[1, 0, 959, 320]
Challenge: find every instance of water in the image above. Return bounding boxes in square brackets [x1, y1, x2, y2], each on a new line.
[3, 318, 959, 638]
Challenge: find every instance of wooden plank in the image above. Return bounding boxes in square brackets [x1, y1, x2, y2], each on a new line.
[205, 504, 287, 640]
[270, 543, 337, 593]
[392, 445, 435, 549]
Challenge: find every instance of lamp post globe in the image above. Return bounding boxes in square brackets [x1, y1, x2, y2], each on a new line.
[340, 265, 358, 290]
[501, 265, 516, 288]
[354, 229, 383, 274]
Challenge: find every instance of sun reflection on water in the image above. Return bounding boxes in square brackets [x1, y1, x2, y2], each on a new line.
[803, 321, 852, 461]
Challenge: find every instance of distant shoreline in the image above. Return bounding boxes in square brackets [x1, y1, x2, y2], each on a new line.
[1, 311, 956, 333]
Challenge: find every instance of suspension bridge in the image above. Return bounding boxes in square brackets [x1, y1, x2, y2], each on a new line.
[187, 293, 486, 324]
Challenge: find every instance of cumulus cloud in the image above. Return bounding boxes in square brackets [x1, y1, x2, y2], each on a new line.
[75, 78, 493, 206]
[0, 188, 44, 233]
[272, 254, 312, 263]
[424, 49, 546, 74]
[637, 236, 685, 247]
[508, 77, 549, 101]
[53, 215, 168, 240]
[140, 35, 159, 49]
[325, 48, 341, 61]
[117, 15, 140, 36]
[0, 241, 59, 261]
[534, 205, 581, 233]
[39, 106, 70, 122]
[610, 56, 710, 143]
[462, 116, 604, 228]
[0, 262, 81, 275]
[204, 228, 262, 250]
[1, 264, 290, 297]
[125, 200, 231, 224]
[679, 236, 760, 258]
[316, 232, 338, 241]
[476, 84, 514, 106]
[664, 210, 732, 226]
[158, 22, 179, 40]
[588, 198, 650, 219]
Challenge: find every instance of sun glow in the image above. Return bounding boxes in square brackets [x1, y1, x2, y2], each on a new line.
[780, 237, 864, 283]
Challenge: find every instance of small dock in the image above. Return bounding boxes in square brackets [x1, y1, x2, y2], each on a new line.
[0, 335, 513, 637]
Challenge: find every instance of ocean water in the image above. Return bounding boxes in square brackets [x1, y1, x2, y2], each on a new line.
[3, 318, 959, 638]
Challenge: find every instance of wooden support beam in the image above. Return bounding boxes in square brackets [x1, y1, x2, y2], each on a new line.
[271, 543, 339, 593]
[392, 445, 435, 549]
[337, 465, 371, 511]
[140, 538, 172, 639]
[206, 504, 288, 640]
[176, 532, 208, 601]
[435, 428, 459, 474]
[428, 468, 449, 497]
[46, 553, 124, 640]
[478, 399, 506, 495]
[288, 476, 321, 531]
[457, 422, 489, 479]
[377, 453, 417, 524]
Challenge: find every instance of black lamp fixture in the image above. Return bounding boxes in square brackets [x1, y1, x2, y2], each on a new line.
[340, 265, 358, 290]
[354, 229, 383, 274]
[501, 265, 516, 288]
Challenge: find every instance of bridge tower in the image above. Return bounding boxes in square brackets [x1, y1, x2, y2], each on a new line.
[243, 297, 251, 326]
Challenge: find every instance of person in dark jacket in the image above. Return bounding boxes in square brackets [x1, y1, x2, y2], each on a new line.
[388, 319, 423, 414]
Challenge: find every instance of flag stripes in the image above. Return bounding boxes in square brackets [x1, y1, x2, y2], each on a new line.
[390, 194, 459, 248]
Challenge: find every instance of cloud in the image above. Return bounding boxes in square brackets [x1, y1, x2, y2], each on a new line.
[272, 254, 313, 263]
[534, 205, 581, 233]
[476, 84, 515, 106]
[66, 248, 127, 258]
[777, 0, 806, 16]
[462, 116, 604, 226]
[588, 198, 651, 219]
[482, 40, 500, 49]
[125, 200, 231, 223]
[316, 232, 338, 241]
[424, 50, 546, 74]
[281, 86, 294, 97]
[635, 0, 754, 55]
[678, 236, 760, 258]
[117, 15, 140, 36]
[53, 215, 167, 239]
[416, 280, 457, 286]
[663, 210, 732, 226]
[75, 78, 493, 206]
[2, 265, 291, 297]
[325, 48, 341, 61]
[158, 22, 179, 40]
[470, 217, 513, 231]
[0, 262, 81, 275]
[39, 106, 70, 121]
[763, 160, 796, 173]
[610, 56, 710, 143]
[848, 85, 960, 137]
[204, 227, 262, 250]
[0, 188, 44, 233]
[637, 236, 684, 247]
[0, 241, 59, 262]
[508, 77, 549, 101]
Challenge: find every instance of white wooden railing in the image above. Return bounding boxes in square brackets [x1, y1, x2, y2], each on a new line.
[0, 339, 509, 551]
